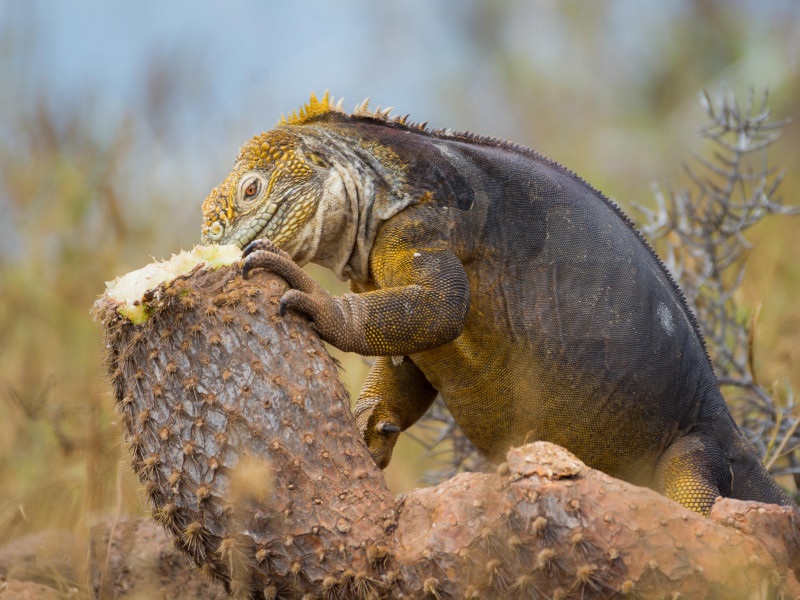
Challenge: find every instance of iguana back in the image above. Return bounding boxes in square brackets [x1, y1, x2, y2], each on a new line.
[201, 94, 794, 514]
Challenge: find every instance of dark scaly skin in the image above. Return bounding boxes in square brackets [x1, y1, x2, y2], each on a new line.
[202, 94, 795, 515]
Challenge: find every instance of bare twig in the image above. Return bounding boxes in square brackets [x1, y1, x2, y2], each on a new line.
[636, 87, 799, 490]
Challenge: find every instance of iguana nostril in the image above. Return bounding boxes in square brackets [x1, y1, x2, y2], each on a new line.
[206, 221, 224, 241]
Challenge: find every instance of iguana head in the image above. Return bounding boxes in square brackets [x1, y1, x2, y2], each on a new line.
[201, 126, 334, 254]
[201, 92, 445, 280]
[202, 92, 454, 281]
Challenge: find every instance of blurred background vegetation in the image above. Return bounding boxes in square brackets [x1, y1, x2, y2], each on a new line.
[1, 0, 798, 585]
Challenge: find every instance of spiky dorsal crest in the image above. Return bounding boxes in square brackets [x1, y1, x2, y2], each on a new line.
[279, 92, 428, 131]
[279, 91, 345, 125]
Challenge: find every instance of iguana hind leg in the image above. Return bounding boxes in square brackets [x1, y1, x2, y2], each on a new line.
[354, 356, 438, 469]
[657, 432, 794, 514]
[655, 434, 728, 515]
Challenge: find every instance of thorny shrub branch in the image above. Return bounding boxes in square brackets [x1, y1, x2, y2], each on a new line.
[637, 88, 799, 489]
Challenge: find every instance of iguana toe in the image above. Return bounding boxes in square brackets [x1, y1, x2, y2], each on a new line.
[241, 249, 273, 280]
[241, 248, 308, 290]
[377, 421, 401, 434]
[242, 238, 287, 259]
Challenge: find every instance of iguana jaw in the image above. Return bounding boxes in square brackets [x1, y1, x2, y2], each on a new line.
[202, 200, 273, 248]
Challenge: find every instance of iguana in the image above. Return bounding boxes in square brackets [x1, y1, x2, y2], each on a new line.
[201, 92, 794, 515]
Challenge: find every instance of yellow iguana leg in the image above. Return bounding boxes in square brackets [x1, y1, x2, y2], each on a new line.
[654, 434, 726, 515]
[354, 356, 438, 469]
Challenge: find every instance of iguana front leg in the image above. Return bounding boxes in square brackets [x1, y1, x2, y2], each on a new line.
[241, 234, 470, 357]
[354, 356, 438, 468]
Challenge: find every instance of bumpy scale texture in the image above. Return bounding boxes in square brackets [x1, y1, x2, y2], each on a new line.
[201, 93, 795, 515]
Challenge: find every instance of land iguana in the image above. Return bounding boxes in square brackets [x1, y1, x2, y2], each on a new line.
[201, 92, 794, 515]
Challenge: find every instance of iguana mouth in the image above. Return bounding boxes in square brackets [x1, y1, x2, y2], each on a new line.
[232, 200, 284, 249]
[203, 200, 283, 249]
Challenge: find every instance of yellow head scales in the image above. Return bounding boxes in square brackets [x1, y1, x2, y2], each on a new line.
[201, 127, 321, 248]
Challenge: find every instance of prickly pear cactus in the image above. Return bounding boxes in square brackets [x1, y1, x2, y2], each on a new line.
[93, 249, 392, 597]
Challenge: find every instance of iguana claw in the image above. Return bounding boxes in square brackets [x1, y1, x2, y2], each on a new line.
[242, 238, 284, 259]
[241, 238, 294, 280]
[377, 421, 402, 434]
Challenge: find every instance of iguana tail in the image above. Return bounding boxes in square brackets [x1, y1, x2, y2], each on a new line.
[729, 435, 797, 510]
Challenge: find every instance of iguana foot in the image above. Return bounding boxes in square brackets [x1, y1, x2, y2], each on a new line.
[655, 434, 723, 515]
[241, 238, 369, 351]
[354, 397, 403, 469]
[241, 238, 323, 317]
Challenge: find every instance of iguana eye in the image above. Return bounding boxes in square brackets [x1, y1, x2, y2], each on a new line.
[308, 153, 329, 169]
[238, 174, 264, 206]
